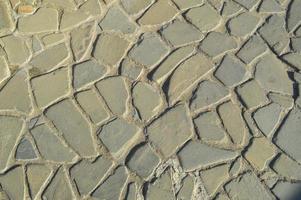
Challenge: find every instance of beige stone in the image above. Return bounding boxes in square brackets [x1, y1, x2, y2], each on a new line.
[41, 33, 65, 47]
[0, 166, 24, 200]
[121, 0, 152, 15]
[177, 176, 194, 200]
[0, 56, 9, 83]
[0, 1, 14, 36]
[60, 10, 89, 31]
[272, 153, 301, 179]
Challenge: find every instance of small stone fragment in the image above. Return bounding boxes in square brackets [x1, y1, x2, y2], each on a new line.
[31, 67, 69, 108]
[0, 166, 24, 200]
[161, 19, 203, 47]
[45, 99, 96, 157]
[177, 176, 194, 200]
[126, 143, 160, 179]
[92, 166, 128, 199]
[94, 33, 129, 66]
[70, 156, 112, 195]
[272, 153, 301, 179]
[132, 82, 161, 121]
[227, 12, 259, 37]
[178, 140, 237, 171]
[200, 32, 237, 57]
[138, 0, 177, 26]
[121, 0, 152, 15]
[76, 90, 109, 124]
[96, 76, 128, 116]
[99, 6, 137, 34]
[244, 137, 275, 170]
[185, 4, 221, 32]
[147, 104, 193, 158]
[18, 7, 58, 33]
[173, 0, 203, 9]
[15, 137, 37, 160]
[129, 33, 168, 68]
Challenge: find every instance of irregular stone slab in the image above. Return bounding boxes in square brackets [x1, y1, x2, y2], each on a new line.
[227, 12, 259, 37]
[190, 80, 228, 111]
[272, 181, 301, 200]
[30, 43, 69, 73]
[167, 53, 214, 103]
[99, 6, 137, 34]
[76, 90, 109, 124]
[42, 168, 73, 200]
[177, 175, 194, 200]
[93, 33, 129, 66]
[287, 0, 301, 32]
[268, 93, 294, 108]
[15, 137, 37, 160]
[145, 169, 174, 200]
[121, 0, 152, 15]
[31, 124, 77, 162]
[255, 54, 293, 95]
[0, 166, 24, 200]
[173, 0, 203, 9]
[0, 1, 13, 36]
[161, 19, 203, 47]
[129, 33, 168, 68]
[258, 15, 289, 54]
[236, 79, 268, 109]
[185, 4, 221, 32]
[258, 0, 282, 13]
[200, 164, 229, 196]
[215, 55, 247, 87]
[60, 10, 89, 31]
[1, 35, 30, 65]
[31, 36, 42, 53]
[70, 22, 95, 61]
[0, 57, 10, 83]
[92, 166, 128, 199]
[178, 140, 237, 171]
[31, 67, 69, 108]
[96, 76, 128, 116]
[0, 70, 31, 113]
[200, 32, 237, 57]
[244, 137, 276, 170]
[147, 104, 192, 158]
[45, 99, 96, 157]
[43, 0, 76, 9]
[151, 45, 194, 84]
[275, 107, 301, 162]
[233, 0, 259, 9]
[120, 58, 143, 80]
[254, 103, 282, 136]
[41, 33, 65, 47]
[0, 116, 23, 171]
[18, 7, 58, 33]
[282, 52, 301, 70]
[70, 156, 112, 195]
[138, 0, 177, 26]
[291, 37, 301, 52]
[125, 183, 136, 200]
[222, 0, 243, 17]
[218, 101, 247, 145]
[194, 111, 227, 142]
[225, 172, 273, 200]
[27, 164, 51, 199]
[73, 59, 106, 89]
[98, 118, 140, 157]
[272, 153, 301, 179]
[126, 143, 160, 179]
[133, 82, 161, 121]
[79, 0, 102, 16]
[236, 35, 267, 64]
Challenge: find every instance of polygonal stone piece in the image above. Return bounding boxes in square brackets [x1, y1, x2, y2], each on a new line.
[233, 0, 259, 9]
[0, 1, 13, 36]
[0, 166, 24, 200]
[272, 181, 301, 200]
[177, 175, 194, 200]
[173, 0, 203, 9]
[272, 153, 301, 180]
[0, 57, 9, 84]
[287, 0, 301, 32]
[60, 10, 89, 31]
[121, 0, 152, 15]
[282, 52, 301, 70]
[15, 137, 37, 160]
[227, 12, 259, 37]
[258, 0, 282, 13]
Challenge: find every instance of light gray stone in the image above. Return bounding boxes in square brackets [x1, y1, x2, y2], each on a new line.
[0, 166, 24, 200]
[272, 153, 301, 179]
[177, 176, 194, 200]
[272, 181, 301, 200]
[233, 0, 259, 9]
[291, 37, 301, 52]
[121, 0, 152, 15]
[0, 1, 13, 36]
[287, 0, 301, 32]
[227, 12, 260, 37]
[282, 52, 301, 70]
[258, 0, 282, 13]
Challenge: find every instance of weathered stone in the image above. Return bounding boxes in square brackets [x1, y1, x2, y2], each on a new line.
[200, 32, 237, 57]
[287, 0, 301, 32]
[70, 156, 112, 195]
[96, 76, 128, 116]
[173, 0, 203, 9]
[121, 0, 152, 15]
[18, 8, 58, 33]
[178, 140, 237, 171]
[92, 166, 128, 199]
[177, 175, 194, 200]
[166, 53, 214, 103]
[17, 4, 35, 14]
[282, 52, 301, 70]
[0, 166, 24, 200]
[126, 143, 160, 179]
[0, 1, 13, 36]
[244, 137, 276, 170]
[129, 33, 168, 68]
[0, 116, 23, 171]
[31, 67, 69, 108]
[79, 0, 101, 16]
[147, 104, 192, 158]
[233, 0, 259, 9]
[268, 93, 294, 108]
[133, 82, 161, 121]
[0, 56, 9, 83]
[43, 0, 76, 9]
[222, 0, 242, 17]
[161, 19, 203, 47]
[45, 99, 96, 157]
[291, 37, 301, 52]
[99, 6, 137, 34]
[272, 181, 301, 200]
[76, 90, 109, 124]
[31, 124, 77, 162]
[185, 4, 221, 32]
[125, 183, 136, 200]
[120, 58, 143, 80]
[236, 80, 268, 108]
[275, 107, 301, 162]
[138, 0, 177, 26]
[60, 10, 89, 31]
[272, 153, 301, 179]
[73, 59, 106, 89]
[15, 137, 37, 160]
[258, 0, 282, 13]
[255, 54, 293, 95]
[31, 36, 42, 53]
[94, 33, 129, 66]
[225, 172, 273, 200]
[41, 33, 64, 47]
[227, 12, 260, 37]
[0, 70, 31, 113]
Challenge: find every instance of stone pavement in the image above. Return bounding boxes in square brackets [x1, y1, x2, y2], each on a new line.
[0, 0, 301, 199]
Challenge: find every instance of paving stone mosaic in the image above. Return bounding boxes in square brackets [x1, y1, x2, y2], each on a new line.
[0, 0, 301, 199]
